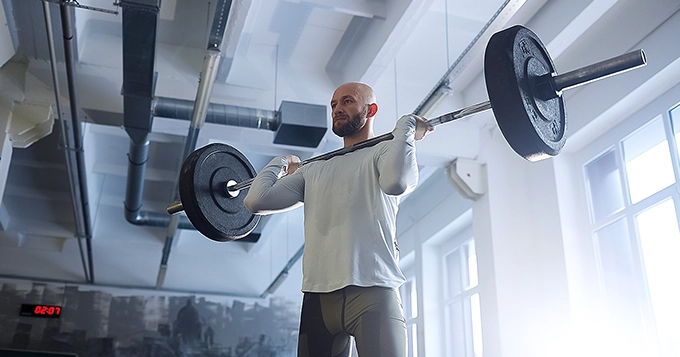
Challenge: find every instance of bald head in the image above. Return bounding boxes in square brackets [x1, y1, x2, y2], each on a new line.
[333, 82, 376, 107]
[330, 82, 379, 146]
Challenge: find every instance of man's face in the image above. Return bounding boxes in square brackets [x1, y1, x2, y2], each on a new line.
[330, 85, 369, 137]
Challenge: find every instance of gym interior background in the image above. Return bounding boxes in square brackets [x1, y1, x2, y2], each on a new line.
[0, 0, 679, 356]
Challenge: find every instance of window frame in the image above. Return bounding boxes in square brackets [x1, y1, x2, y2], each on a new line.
[577, 86, 680, 355]
[439, 225, 481, 357]
[400, 261, 419, 357]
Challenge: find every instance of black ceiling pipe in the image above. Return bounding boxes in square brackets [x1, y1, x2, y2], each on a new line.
[153, 96, 328, 148]
[124, 137, 193, 229]
[42, 1, 91, 283]
[120, 0, 280, 232]
[58, 3, 95, 283]
[152, 97, 279, 131]
[119, 0, 198, 229]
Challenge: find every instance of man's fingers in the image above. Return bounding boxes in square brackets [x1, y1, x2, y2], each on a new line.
[414, 116, 435, 141]
[283, 155, 301, 175]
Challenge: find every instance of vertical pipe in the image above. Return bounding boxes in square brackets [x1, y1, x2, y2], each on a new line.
[42, 1, 90, 283]
[59, 4, 95, 283]
[156, 50, 221, 288]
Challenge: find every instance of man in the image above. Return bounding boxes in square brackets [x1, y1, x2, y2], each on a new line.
[244, 82, 433, 357]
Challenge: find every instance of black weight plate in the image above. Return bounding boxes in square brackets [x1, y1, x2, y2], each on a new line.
[179, 143, 260, 241]
[484, 25, 567, 161]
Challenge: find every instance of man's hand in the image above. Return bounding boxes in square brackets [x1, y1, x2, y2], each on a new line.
[413, 115, 435, 141]
[282, 155, 301, 176]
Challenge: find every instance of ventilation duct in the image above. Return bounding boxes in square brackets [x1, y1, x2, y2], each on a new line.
[152, 97, 279, 131]
[120, 0, 326, 234]
[153, 97, 327, 148]
[120, 0, 191, 229]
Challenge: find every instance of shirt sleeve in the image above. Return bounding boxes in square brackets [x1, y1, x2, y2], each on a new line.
[243, 157, 305, 214]
[376, 114, 420, 196]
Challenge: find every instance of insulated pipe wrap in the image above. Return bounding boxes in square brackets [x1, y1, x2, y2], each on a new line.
[153, 97, 279, 131]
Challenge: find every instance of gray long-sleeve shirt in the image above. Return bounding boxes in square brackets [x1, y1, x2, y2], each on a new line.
[244, 115, 420, 293]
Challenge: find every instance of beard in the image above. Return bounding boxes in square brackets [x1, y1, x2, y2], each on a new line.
[332, 108, 368, 137]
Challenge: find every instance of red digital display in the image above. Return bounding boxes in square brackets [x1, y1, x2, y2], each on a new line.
[20, 304, 62, 318]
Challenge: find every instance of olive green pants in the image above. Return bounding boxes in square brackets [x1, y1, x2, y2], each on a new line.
[297, 285, 407, 357]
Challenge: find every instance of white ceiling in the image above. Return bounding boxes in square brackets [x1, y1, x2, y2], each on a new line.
[0, 0, 678, 301]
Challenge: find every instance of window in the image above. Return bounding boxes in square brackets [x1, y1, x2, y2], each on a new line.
[584, 101, 680, 356]
[400, 277, 419, 357]
[443, 238, 482, 357]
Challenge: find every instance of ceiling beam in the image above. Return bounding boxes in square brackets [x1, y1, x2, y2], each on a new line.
[325, 0, 435, 85]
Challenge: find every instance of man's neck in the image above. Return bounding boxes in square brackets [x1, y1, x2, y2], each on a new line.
[343, 130, 374, 147]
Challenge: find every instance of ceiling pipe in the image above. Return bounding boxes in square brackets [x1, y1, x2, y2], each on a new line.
[42, 1, 91, 283]
[119, 0, 310, 295]
[156, 0, 234, 289]
[124, 139, 194, 229]
[153, 96, 328, 148]
[156, 50, 222, 289]
[119, 0, 287, 233]
[152, 97, 279, 131]
[119, 0, 198, 230]
[57, 2, 95, 283]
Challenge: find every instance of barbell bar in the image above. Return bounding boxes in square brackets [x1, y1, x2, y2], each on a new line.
[225, 47, 645, 193]
[166, 25, 648, 241]
[164, 101, 494, 216]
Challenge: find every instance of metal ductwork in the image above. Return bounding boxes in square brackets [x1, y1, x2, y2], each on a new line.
[124, 138, 193, 228]
[121, 3, 327, 230]
[120, 0, 197, 229]
[116, 0, 324, 296]
[153, 97, 280, 131]
[124, 96, 327, 229]
[153, 97, 328, 148]
[119, 0, 326, 249]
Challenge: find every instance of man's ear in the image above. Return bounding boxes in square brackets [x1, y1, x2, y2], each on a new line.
[367, 103, 378, 118]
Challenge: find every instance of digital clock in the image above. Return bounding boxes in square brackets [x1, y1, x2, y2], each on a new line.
[20, 304, 62, 318]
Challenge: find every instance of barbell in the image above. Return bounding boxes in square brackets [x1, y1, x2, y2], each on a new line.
[167, 25, 647, 242]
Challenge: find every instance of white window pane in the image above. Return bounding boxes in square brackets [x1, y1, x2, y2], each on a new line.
[447, 301, 466, 357]
[636, 199, 680, 356]
[671, 103, 680, 160]
[409, 323, 418, 357]
[464, 297, 474, 357]
[401, 279, 418, 320]
[623, 116, 675, 203]
[446, 250, 462, 298]
[585, 150, 625, 222]
[471, 293, 483, 357]
[411, 279, 418, 319]
[594, 219, 646, 337]
[465, 240, 479, 289]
